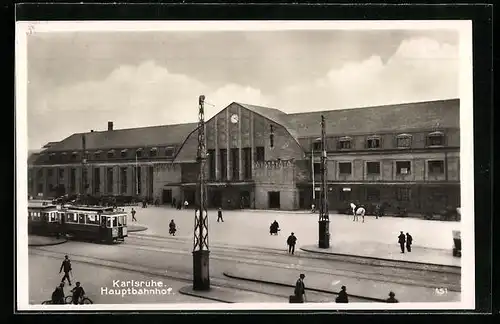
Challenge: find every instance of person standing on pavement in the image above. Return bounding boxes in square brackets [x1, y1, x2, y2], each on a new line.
[406, 233, 413, 252]
[59, 255, 72, 286]
[131, 208, 137, 222]
[51, 282, 65, 304]
[294, 274, 306, 303]
[335, 285, 349, 303]
[217, 208, 224, 222]
[386, 291, 399, 303]
[398, 231, 406, 253]
[287, 232, 297, 255]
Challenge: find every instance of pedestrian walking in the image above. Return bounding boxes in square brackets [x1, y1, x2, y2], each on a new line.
[291, 273, 306, 303]
[406, 232, 413, 252]
[59, 255, 72, 286]
[217, 208, 224, 222]
[184, 200, 189, 209]
[335, 285, 349, 303]
[131, 208, 137, 222]
[172, 198, 176, 208]
[287, 232, 297, 255]
[398, 231, 406, 253]
[386, 291, 399, 303]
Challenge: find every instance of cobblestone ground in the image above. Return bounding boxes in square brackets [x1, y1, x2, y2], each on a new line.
[123, 206, 460, 251]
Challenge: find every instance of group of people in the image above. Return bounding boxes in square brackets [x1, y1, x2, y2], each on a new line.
[398, 231, 413, 253]
[51, 255, 87, 305]
[292, 273, 399, 304]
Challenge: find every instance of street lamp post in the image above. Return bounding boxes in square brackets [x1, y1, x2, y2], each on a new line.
[311, 137, 321, 210]
[318, 115, 330, 249]
[81, 134, 87, 204]
[192, 95, 210, 291]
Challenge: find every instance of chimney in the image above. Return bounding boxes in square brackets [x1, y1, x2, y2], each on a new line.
[107, 121, 113, 131]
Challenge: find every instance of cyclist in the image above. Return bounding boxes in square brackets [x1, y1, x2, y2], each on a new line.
[70, 281, 86, 304]
[51, 282, 65, 304]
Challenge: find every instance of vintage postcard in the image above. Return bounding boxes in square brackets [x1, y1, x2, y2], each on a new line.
[16, 20, 474, 311]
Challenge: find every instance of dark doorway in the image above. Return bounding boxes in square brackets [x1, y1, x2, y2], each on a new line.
[299, 190, 307, 209]
[268, 191, 280, 209]
[240, 191, 251, 208]
[210, 190, 222, 208]
[162, 189, 172, 205]
[183, 189, 196, 206]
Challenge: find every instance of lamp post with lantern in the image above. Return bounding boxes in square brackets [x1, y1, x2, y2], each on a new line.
[318, 115, 330, 249]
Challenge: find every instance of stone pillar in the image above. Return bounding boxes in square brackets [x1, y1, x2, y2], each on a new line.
[238, 106, 243, 181]
[250, 113, 255, 179]
[215, 116, 220, 181]
[226, 109, 231, 181]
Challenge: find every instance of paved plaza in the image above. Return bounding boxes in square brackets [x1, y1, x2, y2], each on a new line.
[122, 205, 461, 265]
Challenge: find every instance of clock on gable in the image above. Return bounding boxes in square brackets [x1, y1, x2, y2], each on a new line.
[230, 114, 239, 124]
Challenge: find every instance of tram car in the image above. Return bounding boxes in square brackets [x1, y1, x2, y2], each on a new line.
[28, 202, 62, 236]
[61, 205, 128, 244]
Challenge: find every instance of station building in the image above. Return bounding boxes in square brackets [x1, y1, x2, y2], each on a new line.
[27, 99, 460, 214]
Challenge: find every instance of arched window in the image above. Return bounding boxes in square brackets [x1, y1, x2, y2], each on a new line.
[366, 135, 381, 149]
[427, 131, 445, 147]
[396, 133, 412, 148]
[337, 136, 352, 150]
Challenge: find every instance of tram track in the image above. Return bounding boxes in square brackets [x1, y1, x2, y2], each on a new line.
[29, 248, 371, 303]
[123, 235, 461, 292]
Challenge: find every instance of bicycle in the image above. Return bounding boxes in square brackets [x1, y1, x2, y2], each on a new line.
[64, 295, 93, 304]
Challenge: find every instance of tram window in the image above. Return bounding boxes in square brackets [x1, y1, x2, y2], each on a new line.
[65, 213, 77, 223]
[112, 217, 118, 227]
[101, 216, 106, 227]
[78, 214, 86, 224]
[107, 218, 112, 228]
[50, 213, 57, 222]
[117, 216, 123, 226]
[86, 214, 99, 225]
[123, 215, 127, 225]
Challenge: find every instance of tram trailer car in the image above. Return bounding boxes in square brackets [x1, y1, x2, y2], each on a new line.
[28, 202, 62, 236]
[61, 206, 128, 244]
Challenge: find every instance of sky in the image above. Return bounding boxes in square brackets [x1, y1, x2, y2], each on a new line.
[26, 28, 460, 150]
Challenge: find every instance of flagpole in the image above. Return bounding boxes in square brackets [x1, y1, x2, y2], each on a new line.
[135, 151, 139, 196]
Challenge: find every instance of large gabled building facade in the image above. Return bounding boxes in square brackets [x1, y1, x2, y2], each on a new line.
[28, 98, 460, 214]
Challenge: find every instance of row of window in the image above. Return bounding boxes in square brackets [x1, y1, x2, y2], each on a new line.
[45, 146, 177, 163]
[64, 213, 126, 227]
[311, 131, 446, 151]
[336, 187, 411, 202]
[313, 160, 445, 176]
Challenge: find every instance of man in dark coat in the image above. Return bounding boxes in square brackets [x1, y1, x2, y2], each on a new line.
[335, 285, 349, 303]
[287, 232, 297, 255]
[217, 208, 224, 222]
[398, 231, 406, 253]
[406, 232, 413, 252]
[59, 255, 72, 286]
[386, 291, 399, 303]
[293, 273, 306, 303]
[51, 282, 65, 304]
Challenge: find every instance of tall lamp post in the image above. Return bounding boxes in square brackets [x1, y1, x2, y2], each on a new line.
[318, 115, 330, 249]
[311, 137, 321, 209]
[80, 134, 87, 204]
[193, 95, 210, 290]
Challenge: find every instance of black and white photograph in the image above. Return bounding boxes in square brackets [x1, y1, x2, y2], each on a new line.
[16, 20, 474, 311]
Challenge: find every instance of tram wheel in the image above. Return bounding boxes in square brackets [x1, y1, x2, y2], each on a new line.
[41, 300, 52, 305]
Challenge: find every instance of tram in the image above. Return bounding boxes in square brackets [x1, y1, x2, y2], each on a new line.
[27, 202, 128, 244]
[28, 202, 62, 236]
[62, 205, 128, 244]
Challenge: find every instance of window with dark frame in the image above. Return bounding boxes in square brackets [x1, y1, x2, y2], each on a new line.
[427, 132, 445, 146]
[47, 169, 53, 177]
[396, 188, 411, 201]
[338, 138, 352, 150]
[70, 168, 76, 192]
[150, 148, 157, 157]
[313, 162, 321, 175]
[367, 137, 381, 149]
[94, 168, 100, 193]
[71, 153, 78, 161]
[136, 149, 143, 158]
[428, 160, 445, 174]
[396, 134, 412, 148]
[107, 150, 115, 159]
[231, 148, 239, 180]
[396, 161, 411, 175]
[366, 162, 380, 175]
[165, 147, 175, 157]
[243, 147, 252, 180]
[120, 150, 127, 158]
[94, 151, 101, 159]
[339, 162, 352, 175]
[120, 167, 127, 194]
[207, 149, 216, 180]
[256, 146, 265, 162]
[219, 149, 227, 180]
[312, 142, 322, 151]
[59, 168, 65, 179]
